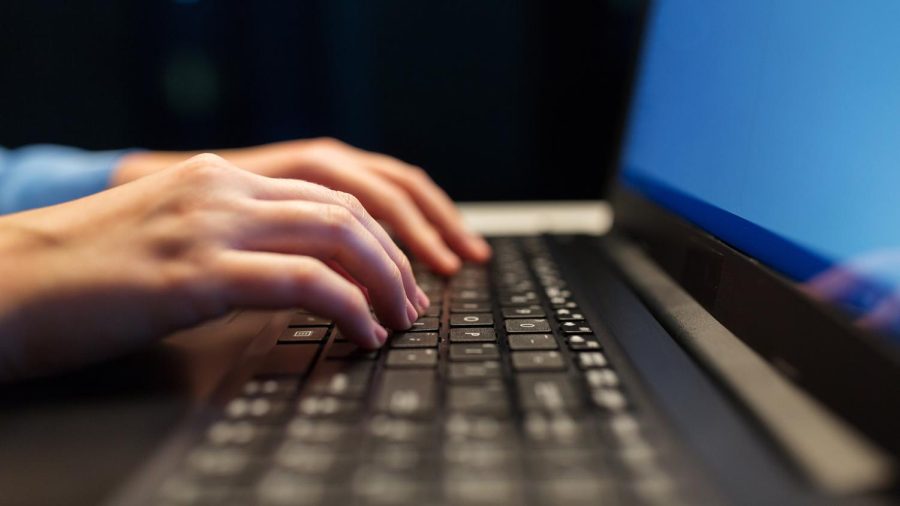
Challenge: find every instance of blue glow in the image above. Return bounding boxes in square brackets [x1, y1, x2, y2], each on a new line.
[622, 0, 900, 332]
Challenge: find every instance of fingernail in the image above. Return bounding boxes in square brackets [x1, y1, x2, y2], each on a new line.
[406, 300, 419, 326]
[373, 325, 388, 347]
[416, 287, 431, 309]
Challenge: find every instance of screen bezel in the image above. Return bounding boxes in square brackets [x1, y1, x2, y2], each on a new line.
[604, 0, 900, 458]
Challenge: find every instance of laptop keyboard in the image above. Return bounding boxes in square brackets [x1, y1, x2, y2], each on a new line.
[154, 237, 681, 506]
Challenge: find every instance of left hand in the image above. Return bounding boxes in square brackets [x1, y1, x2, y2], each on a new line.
[114, 138, 491, 274]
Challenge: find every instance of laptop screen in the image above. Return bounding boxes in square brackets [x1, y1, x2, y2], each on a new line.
[620, 1, 900, 338]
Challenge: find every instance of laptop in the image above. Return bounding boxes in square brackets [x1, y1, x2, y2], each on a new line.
[2, 1, 899, 505]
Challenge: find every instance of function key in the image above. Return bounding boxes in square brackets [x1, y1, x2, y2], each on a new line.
[505, 319, 552, 333]
[450, 313, 494, 327]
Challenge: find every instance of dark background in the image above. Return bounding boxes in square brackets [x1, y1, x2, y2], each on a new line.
[0, 0, 644, 201]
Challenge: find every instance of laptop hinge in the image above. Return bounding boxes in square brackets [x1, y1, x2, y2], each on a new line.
[606, 236, 896, 495]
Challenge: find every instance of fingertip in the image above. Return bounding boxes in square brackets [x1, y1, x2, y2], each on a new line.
[373, 324, 388, 348]
[467, 235, 492, 262]
[416, 287, 431, 310]
[406, 300, 419, 326]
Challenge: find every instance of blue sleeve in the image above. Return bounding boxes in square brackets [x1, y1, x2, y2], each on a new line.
[0, 144, 136, 214]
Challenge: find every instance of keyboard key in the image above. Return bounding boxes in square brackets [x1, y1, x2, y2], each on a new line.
[508, 333, 558, 351]
[376, 370, 436, 417]
[326, 342, 379, 360]
[308, 362, 374, 398]
[391, 332, 439, 348]
[556, 311, 585, 322]
[450, 343, 500, 361]
[502, 306, 546, 318]
[585, 368, 619, 389]
[447, 383, 509, 416]
[257, 343, 319, 376]
[409, 317, 440, 332]
[242, 378, 299, 398]
[450, 313, 494, 327]
[447, 361, 503, 382]
[523, 412, 584, 446]
[450, 301, 492, 313]
[511, 351, 567, 371]
[517, 374, 581, 411]
[386, 349, 438, 368]
[289, 314, 332, 327]
[567, 335, 602, 351]
[577, 352, 608, 369]
[451, 289, 490, 302]
[591, 388, 628, 412]
[499, 293, 538, 306]
[505, 319, 551, 333]
[297, 396, 363, 419]
[561, 322, 593, 334]
[449, 328, 496, 342]
[279, 327, 328, 343]
[423, 305, 442, 317]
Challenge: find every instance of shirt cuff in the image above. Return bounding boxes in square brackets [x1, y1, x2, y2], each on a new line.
[0, 145, 141, 214]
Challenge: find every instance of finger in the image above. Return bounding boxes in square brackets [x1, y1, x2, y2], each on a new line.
[262, 169, 461, 275]
[248, 177, 423, 310]
[803, 267, 862, 302]
[363, 154, 491, 262]
[237, 200, 417, 330]
[213, 251, 388, 349]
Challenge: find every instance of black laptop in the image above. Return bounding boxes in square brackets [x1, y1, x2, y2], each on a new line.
[3, 2, 899, 505]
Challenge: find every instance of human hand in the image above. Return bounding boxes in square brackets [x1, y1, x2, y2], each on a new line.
[0, 154, 425, 381]
[115, 138, 491, 275]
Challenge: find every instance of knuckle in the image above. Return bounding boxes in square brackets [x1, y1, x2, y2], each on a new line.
[335, 191, 364, 213]
[397, 253, 412, 276]
[291, 257, 326, 286]
[409, 166, 430, 181]
[321, 204, 356, 239]
[179, 153, 244, 185]
[314, 136, 343, 149]
[188, 152, 228, 167]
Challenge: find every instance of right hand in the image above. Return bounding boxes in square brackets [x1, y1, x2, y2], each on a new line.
[0, 154, 426, 381]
